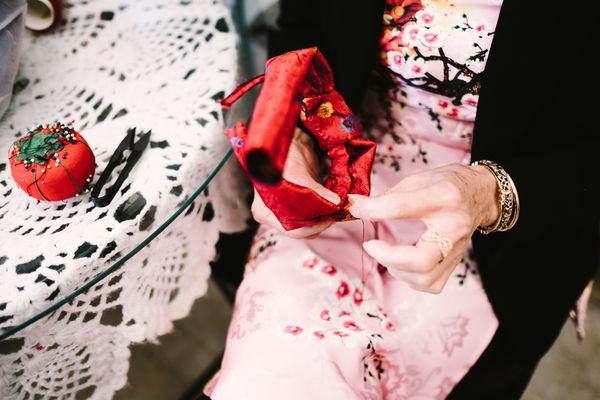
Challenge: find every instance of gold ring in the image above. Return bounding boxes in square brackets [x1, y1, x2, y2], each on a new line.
[419, 229, 453, 262]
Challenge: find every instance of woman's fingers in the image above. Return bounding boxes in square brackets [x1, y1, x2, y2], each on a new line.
[385, 269, 444, 294]
[363, 239, 462, 294]
[363, 240, 440, 273]
[348, 189, 437, 221]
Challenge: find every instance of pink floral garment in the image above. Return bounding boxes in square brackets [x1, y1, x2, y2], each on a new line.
[208, 1, 504, 399]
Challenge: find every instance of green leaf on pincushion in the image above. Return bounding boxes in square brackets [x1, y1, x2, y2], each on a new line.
[15, 132, 63, 164]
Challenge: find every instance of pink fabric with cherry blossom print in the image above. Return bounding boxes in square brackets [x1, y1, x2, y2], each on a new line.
[208, 1, 505, 399]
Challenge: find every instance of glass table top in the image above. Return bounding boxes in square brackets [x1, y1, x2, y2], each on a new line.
[0, 149, 232, 341]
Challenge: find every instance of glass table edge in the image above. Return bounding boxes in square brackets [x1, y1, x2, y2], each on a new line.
[0, 148, 233, 341]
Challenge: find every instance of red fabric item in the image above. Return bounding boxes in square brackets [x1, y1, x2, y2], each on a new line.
[9, 124, 95, 202]
[222, 48, 376, 230]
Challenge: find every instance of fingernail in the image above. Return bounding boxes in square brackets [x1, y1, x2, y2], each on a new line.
[323, 191, 341, 205]
[362, 240, 373, 252]
[348, 203, 361, 218]
[347, 194, 363, 218]
[363, 239, 385, 256]
[347, 194, 360, 205]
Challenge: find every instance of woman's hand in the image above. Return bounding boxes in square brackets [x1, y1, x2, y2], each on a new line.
[251, 128, 341, 239]
[348, 164, 499, 294]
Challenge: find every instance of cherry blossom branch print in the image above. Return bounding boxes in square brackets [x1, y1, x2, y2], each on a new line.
[388, 47, 482, 106]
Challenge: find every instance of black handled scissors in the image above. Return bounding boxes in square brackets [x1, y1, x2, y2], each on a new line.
[90, 128, 151, 207]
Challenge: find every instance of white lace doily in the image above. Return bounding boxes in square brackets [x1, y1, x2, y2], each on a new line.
[0, 0, 248, 398]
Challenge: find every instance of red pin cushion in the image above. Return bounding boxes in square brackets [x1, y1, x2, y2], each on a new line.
[222, 47, 376, 230]
[9, 122, 95, 201]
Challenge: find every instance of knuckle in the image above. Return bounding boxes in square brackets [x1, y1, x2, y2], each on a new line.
[380, 193, 401, 217]
[429, 282, 444, 294]
[251, 210, 268, 225]
[416, 273, 436, 288]
[423, 251, 439, 269]
[415, 257, 435, 273]
[453, 218, 472, 238]
[438, 181, 462, 205]
[251, 209, 266, 224]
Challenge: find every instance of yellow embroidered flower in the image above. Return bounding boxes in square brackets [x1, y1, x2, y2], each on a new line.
[316, 102, 334, 118]
[391, 5, 405, 19]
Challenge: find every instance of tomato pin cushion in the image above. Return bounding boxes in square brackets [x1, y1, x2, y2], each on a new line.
[9, 122, 95, 201]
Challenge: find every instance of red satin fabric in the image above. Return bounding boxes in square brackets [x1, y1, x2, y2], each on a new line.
[223, 48, 376, 230]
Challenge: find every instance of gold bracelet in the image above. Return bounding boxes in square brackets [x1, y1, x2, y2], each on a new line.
[504, 169, 520, 231]
[471, 160, 520, 234]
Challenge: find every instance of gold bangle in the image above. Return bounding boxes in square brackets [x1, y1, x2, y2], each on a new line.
[504, 171, 520, 231]
[471, 160, 519, 234]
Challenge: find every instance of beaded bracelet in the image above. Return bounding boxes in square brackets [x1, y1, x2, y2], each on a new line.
[471, 160, 520, 234]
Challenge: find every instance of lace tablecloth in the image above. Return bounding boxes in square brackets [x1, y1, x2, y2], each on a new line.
[0, 0, 248, 398]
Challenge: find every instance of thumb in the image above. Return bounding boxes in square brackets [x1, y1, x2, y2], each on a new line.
[284, 158, 341, 205]
[310, 181, 341, 205]
[283, 127, 341, 205]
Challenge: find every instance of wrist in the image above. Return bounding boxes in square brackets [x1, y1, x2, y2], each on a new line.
[471, 164, 500, 227]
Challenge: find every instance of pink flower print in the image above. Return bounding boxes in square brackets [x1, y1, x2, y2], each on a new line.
[415, 9, 437, 28]
[387, 50, 407, 76]
[378, 307, 389, 318]
[446, 107, 459, 118]
[321, 264, 337, 276]
[381, 362, 404, 397]
[284, 325, 303, 336]
[418, 28, 445, 48]
[337, 281, 350, 298]
[475, 24, 486, 32]
[401, 23, 421, 47]
[438, 314, 469, 356]
[313, 331, 325, 340]
[320, 309, 331, 321]
[462, 94, 478, 107]
[343, 320, 362, 331]
[387, 50, 405, 69]
[333, 330, 350, 338]
[406, 58, 426, 76]
[385, 321, 396, 331]
[302, 257, 318, 270]
[338, 310, 351, 317]
[353, 288, 364, 306]
[229, 289, 270, 340]
[438, 100, 449, 109]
